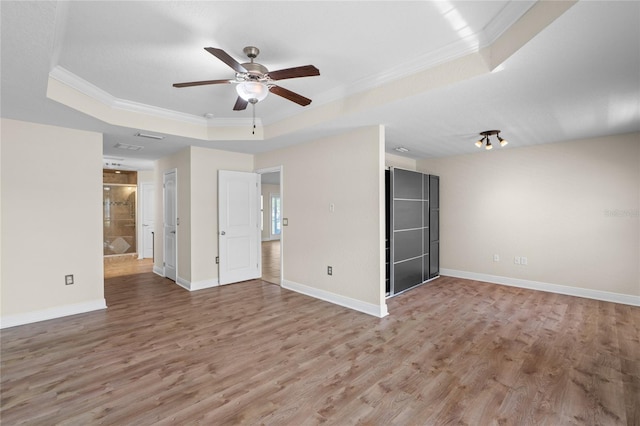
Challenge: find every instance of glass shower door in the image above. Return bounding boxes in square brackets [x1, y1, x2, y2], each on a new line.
[103, 184, 137, 255]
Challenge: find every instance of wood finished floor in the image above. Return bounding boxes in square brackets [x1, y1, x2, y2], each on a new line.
[102, 240, 280, 282]
[2, 274, 638, 425]
[261, 240, 280, 285]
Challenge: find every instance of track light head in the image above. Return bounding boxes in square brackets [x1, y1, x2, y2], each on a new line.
[477, 130, 507, 150]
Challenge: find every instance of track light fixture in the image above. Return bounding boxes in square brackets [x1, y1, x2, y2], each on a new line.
[476, 130, 508, 150]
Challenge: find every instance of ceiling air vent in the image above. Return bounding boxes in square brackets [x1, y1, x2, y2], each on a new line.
[114, 142, 144, 151]
[134, 132, 164, 140]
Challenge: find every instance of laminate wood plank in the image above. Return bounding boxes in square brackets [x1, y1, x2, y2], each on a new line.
[261, 240, 281, 285]
[2, 274, 638, 424]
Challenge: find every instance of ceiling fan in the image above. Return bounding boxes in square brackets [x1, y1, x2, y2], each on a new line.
[173, 46, 320, 111]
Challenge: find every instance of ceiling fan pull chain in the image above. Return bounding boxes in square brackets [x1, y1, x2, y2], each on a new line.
[252, 103, 256, 135]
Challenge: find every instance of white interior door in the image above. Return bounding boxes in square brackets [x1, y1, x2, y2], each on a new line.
[163, 170, 177, 281]
[219, 170, 261, 285]
[140, 182, 155, 259]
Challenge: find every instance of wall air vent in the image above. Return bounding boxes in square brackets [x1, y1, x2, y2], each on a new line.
[114, 142, 144, 151]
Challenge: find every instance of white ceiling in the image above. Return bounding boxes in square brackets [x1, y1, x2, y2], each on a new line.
[2, 1, 639, 171]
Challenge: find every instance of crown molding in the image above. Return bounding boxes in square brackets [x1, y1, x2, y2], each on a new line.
[268, 1, 536, 124]
[48, 2, 535, 135]
[48, 66, 259, 128]
[482, 1, 537, 44]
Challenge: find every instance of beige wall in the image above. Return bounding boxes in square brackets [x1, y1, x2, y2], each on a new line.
[189, 146, 254, 284]
[137, 170, 154, 183]
[1, 119, 105, 323]
[154, 146, 254, 286]
[418, 133, 640, 297]
[385, 152, 417, 170]
[261, 183, 280, 241]
[255, 126, 387, 314]
[155, 148, 191, 281]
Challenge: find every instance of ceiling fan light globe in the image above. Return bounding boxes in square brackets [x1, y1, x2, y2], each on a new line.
[236, 82, 269, 102]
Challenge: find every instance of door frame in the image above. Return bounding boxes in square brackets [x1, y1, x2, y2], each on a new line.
[163, 169, 177, 281]
[138, 181, 155, 259]
[256, 166, 283, 286]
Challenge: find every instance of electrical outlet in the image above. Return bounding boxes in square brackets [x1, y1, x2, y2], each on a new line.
[65, 274, 74, 285]
[493, 254, 500, 262]
[514, 256, 521, 265]
[327, 266, 332, 276]
[521, 257, 528, 265]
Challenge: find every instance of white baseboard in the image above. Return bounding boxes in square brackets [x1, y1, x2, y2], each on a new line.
[190, 278, 219, 291]
[283, 279, 388, 318]
[152, 265, 164, 277]
[175, 276, 190, 290]
[441, 269, 640, 307]
[1, 299, 108, 329]
[175, 276, 219, 291]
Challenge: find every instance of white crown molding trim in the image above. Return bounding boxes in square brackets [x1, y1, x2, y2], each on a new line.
[0, 299, 107, 329]
[272, 1, 535, 123]
[49, 2, 535, 131]
[482, 1, 537, 44]
[283, 279, 388, 318]
[48, 66, 260, 129]
[441, 269, 640, 307]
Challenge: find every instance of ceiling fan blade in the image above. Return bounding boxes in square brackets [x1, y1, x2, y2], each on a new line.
[268, 65, 320, 81]
[269, 85, 312, 106]
[233, 97, 248, 111]
[204, 47, 248, 73]
[173, 79, 234, 88]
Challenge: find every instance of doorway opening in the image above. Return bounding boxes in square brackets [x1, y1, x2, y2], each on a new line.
[103, 169, 137, 256]
[257, 167, 282, 285]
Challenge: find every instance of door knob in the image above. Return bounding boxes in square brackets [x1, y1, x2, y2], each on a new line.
[170, 230, 176, 234]
[220, 231, 226, 235]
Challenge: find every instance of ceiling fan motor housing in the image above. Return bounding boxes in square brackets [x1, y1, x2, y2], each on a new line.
[239, 62, 269, 81]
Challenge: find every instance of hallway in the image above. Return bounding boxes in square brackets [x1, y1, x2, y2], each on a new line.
[103, 241, 280, 284]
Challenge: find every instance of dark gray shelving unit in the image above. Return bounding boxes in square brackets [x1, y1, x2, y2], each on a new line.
[386, 168, 439, 297]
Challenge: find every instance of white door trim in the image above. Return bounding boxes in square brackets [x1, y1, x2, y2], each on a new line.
[139, 182, 155, 259]
[163, 169, 177, 281]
